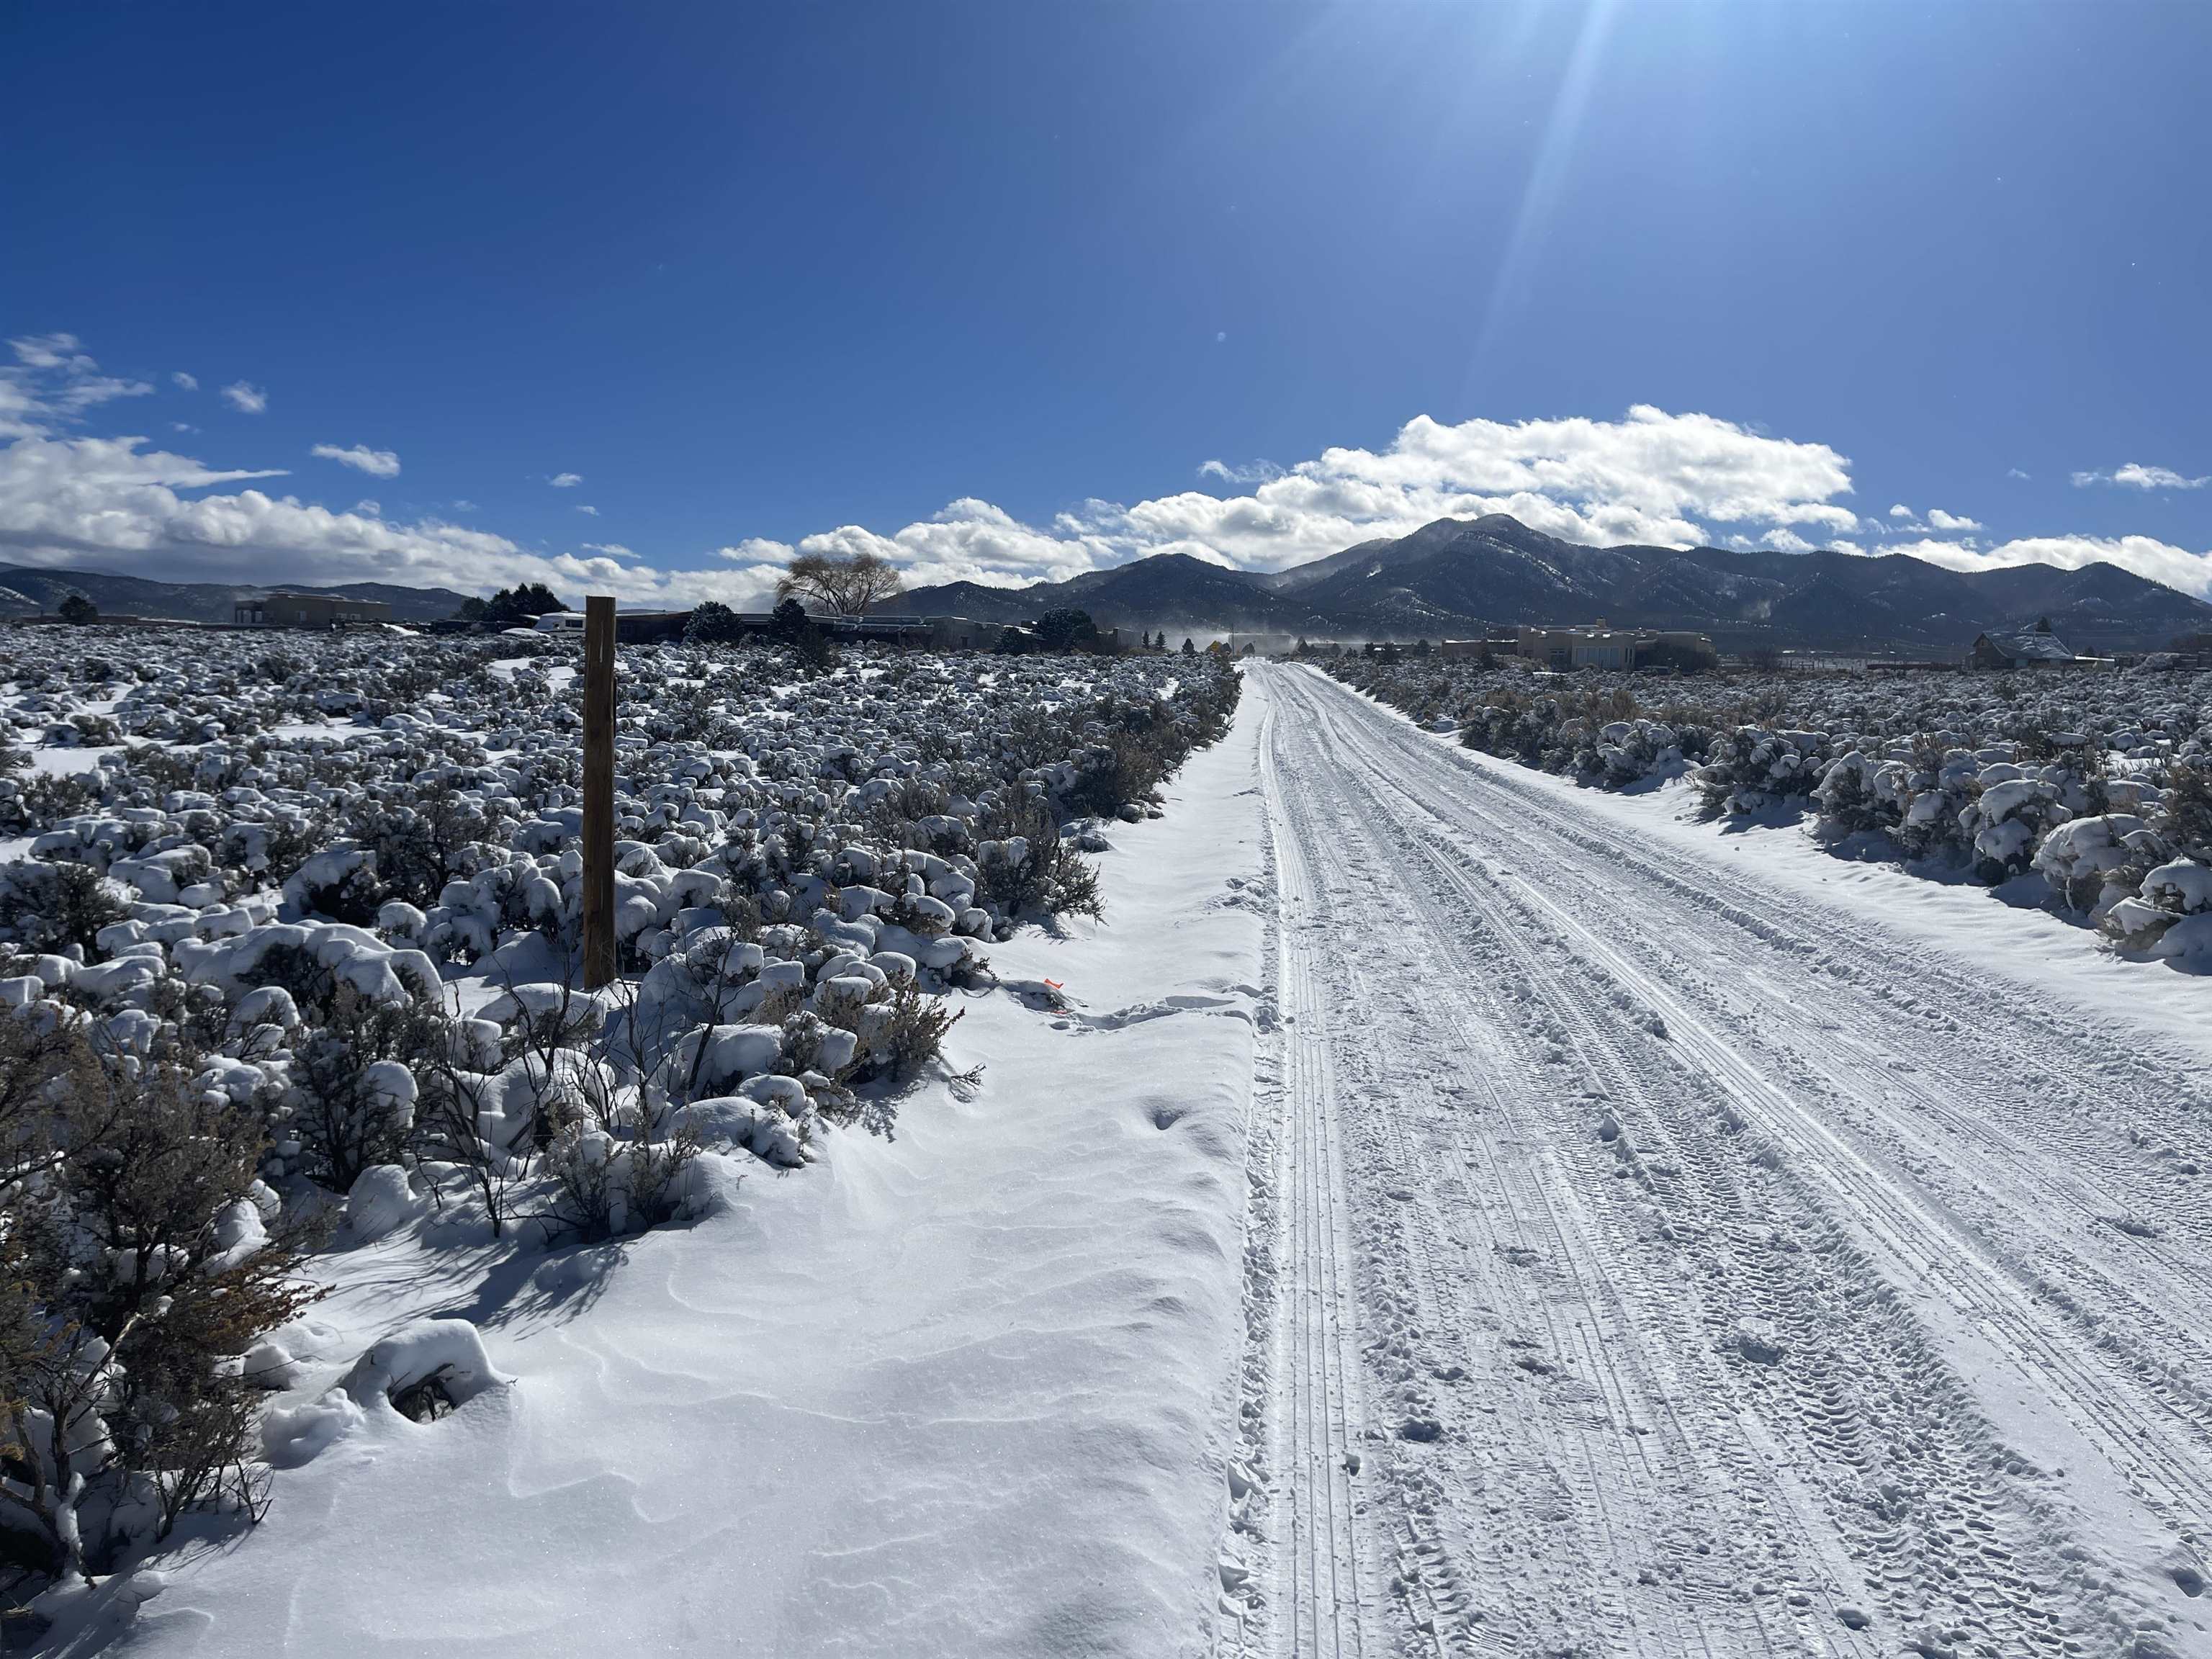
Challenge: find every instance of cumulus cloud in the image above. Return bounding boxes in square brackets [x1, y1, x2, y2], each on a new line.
[220, 381, 268, 413]
[172, 372, 198, 392]
[310, 443, 401, 478]
[574, 503, 598, 516]
[0, 339, 760, 608]
[1888, 503, 1912, 518]
[2072, 462, 2210, 491]
[6, 334, 2206, 611]
[1888, 534, 2212, 600]
[0, 431, 764, 606]
[549, 472, 582, 487]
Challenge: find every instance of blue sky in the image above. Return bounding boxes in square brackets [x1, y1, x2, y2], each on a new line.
[3, 1, 2209, 603]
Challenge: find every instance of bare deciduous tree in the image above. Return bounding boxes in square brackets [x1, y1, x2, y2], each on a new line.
[774, 551, 904, 618]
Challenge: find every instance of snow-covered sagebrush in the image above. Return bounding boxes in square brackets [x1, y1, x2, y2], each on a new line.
[1329, 649, 2212, 968]
[0, 625, 1238, 1624]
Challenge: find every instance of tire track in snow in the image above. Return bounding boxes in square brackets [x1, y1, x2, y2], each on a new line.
[1231, 671, 1887, 1658]
[1289, 685, 1884, 1654]
[1351, 694, 2212, 1552]
[1247, 667, 2212, 1659]
[1262, 693, 1373, 1658]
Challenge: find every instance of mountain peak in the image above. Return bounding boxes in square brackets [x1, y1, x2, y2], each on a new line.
[887, 513, 2210, 652]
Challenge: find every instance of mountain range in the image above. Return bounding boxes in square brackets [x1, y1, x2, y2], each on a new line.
[5, 514, 2206, 652]
[0, 567, 472, 625]
[881, 513, 2212, 653]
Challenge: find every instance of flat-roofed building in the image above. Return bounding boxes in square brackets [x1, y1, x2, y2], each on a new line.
[234, 593, 392, 628]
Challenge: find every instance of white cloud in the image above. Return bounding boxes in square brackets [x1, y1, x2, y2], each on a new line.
[2072, 462, 2210, 491]
[549, 472, 582, 487]
[1889, 534, 2212, 600]
[2, 334, 153, 430]
[0, 431, 760, 607]
[1071, 406, 1861, 575]
[10, 334, 94, 373]
[353, 500, 381, 516]
[220, 382, 268, 414]
[1888, 503, 1912, 518]
[310, 443, 401, 478]
[2008, 467, 2031, 480]
[172, 372, 198, 392]
[6, 336, 2204, 615]
[574, 503, 598, 516]
[1925, 508, 1981, 531]
[451, 499, 479, 513]
[1198, 458, 1283, 485]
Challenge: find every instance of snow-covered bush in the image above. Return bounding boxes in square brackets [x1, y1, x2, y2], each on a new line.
[0, 625, 1244, 1605]
[1331, 650, 2212, 964]
[0, 1016, 320, 1586]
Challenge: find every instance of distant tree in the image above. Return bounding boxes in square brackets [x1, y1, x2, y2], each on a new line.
[1241, 642, 1256, 656]
[775, 550, 903, 618]
[1294, 637, 1309, 656]
[1180, 637, 1196, 657]
[2033, 615, 2055, 634]
[1035, 607, 1101, 653]
[767, 597, 835, 670]
[994, 626, 1034, 656]
[479, 583, 567, 627]
[1380, 640, 1401, 664]
[1413, 638, 1431, 657]
[683, 601, 746, 645]
[454, 595, 488, 624]
[766, 598, 811, 644]
[57, 593, 96, 625]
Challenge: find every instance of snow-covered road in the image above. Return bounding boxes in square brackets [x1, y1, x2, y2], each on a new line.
[1228, 663, 2212, 1659]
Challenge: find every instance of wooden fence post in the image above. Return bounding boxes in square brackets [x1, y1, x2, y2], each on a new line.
[580, 595, 618, 989]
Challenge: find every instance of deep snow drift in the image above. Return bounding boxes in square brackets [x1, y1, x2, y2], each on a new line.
[0, 629, 1254, 1654]
[125, 711, 1269, 1658]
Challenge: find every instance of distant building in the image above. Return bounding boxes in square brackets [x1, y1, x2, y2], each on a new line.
[1513, 624, 1715, 671]
[1969, 624, 2100, 670]
[1771, 650, 1872, 675]
[234, 593, 392, 628]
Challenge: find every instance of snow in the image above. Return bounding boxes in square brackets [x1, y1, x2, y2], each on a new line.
[12, 626, 2210, 1656]
[126, 697, 1268, 1658]
[1222, 663, 2212, 1657]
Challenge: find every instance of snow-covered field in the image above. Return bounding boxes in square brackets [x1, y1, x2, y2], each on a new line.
[1334, 652, 2212, 972]
[125, 707, 1270, 1659]
[8, 635, 2212, 1658]
[0, 628, 1248, 1651]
